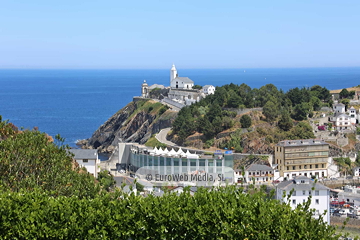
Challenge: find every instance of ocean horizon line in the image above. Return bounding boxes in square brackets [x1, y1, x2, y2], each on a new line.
[0, 66, 360, 71]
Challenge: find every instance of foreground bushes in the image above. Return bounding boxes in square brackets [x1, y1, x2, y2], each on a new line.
[0, 186, 338, 239]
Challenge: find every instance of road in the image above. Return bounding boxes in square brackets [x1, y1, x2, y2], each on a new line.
[155, 128, 177, 147]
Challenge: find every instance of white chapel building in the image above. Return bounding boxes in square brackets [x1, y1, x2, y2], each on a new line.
[170, 64, 194, 90]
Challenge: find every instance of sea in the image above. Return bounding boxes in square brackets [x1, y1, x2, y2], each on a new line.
[0, 67, 359, 147]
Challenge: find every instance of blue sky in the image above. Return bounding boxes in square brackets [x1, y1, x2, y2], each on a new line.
[1, 0, 359, 69]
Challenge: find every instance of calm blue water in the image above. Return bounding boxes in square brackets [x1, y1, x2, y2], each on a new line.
[0, 67, 359, 147]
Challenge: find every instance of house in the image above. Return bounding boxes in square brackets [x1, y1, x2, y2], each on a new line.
[202, 85, 216, 95]
[234, 164, 275, 184]
[68, 149, 100, 178]
[353, 166, 360, 177]
[274, 139, 329, 179]
[276, 176, 330, 223]
[333, 103, 345, 113]
[348, 106, 357, 124]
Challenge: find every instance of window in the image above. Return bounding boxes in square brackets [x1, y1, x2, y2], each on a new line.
[249, 172, 251, 175]
[83, 159, 88, 163]
[301, 180, 305, 183]
[303, 199, 306, 203]
[292, 166, 296, 170]
[299, 165, 302, 170]
[315, 164, 318, 168]
[315, 199, 319, 204]
[309, 191, 311, 195]
[292, 191, 296, 196]
[322, 164, 324, 168]
[292, 199, 296, 204]
[310, 165, 312, 169]
[287, 166, 289, 170]
[315, 190, 319, 196]
[302, 190, 306, 195]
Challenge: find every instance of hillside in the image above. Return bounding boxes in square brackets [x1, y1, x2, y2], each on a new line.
[80, 99, 178, 153]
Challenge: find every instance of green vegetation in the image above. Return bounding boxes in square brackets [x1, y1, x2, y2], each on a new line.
[171, 83, 326, 147]
[97, 170, 116, 191]
[0, 117, 347, 238]
[145, 134, 167, 149]
[126, 100, 165, 124]
[240, 114, 252, 128]
[333, 157, 353, 175]
[192, 84, 202, 90]
[0, 185, 340, 239]
[0, 127, 100, 198]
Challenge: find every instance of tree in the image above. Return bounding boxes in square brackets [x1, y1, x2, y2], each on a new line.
[227, 94, 242, 108]
[341, 98, 350, 110]
[263, 101, 279, 122]
[278, 111, 293, 131]
[0, 119, 100, 198]
[192, 85, 202, 90]
[97, 170, 116, 191]
[240, 115, 252, 128]
[339, 88, 349, 99]
[292, 102, 311, 121]
[309, 96, 322, 111]
[288, 122, 315, 139]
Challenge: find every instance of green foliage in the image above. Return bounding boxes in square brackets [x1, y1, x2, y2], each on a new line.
[288, 122, 315, 139]
[292, 102, 311, 121]
[278, 111, 293, 131]
[171, 83, 331, 148]
[145, 135, 167, 149]
[240, 114, 252, 128]
[97, 170, 116, 191]
[340, 88, 350, 99]
[0, 124, 100, 198]
[135, 181, 144, 192]
[310, 96, 322, 111]
[0, 186, 339, 239]
[192, 84, 202, 90]
[159, 106, 168, 115]
[357, 127, 360, 135]
[334, 157, 353, 175]
[263, 100, 279, 122]
[341, 98, 350, 110]
[220, 129, 243, 152]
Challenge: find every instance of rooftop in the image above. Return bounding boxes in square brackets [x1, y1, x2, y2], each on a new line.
[277, 177, 329, 191]
[276, 139, 328, 147]
[173, 77, 194, 84]
[246, 164, 273, 171]
[68, 149, 98, 160]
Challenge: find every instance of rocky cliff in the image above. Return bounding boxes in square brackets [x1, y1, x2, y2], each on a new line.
[80, 100, 177, 153]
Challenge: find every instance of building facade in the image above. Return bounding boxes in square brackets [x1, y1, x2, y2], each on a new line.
[276, 176, 330, 223]
[69, 149, 100, 178]
[234, 164, 274, 183]
[274, 139, 329, 179]
[170, 64, 194, 90]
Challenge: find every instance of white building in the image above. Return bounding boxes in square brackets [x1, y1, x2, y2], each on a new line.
[69, 149, 100, 178]
[202, 85, 216, 95]
[353, 166, 360, 177]
[234, 164, 275, 184]
[333, 103, 345, 113]
[170, 64, 194, 90]
[276, 176, 330, 223]
[348, 106, 357, 125]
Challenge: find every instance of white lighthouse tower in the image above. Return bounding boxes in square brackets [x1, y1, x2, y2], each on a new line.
[170, 64, 177, 84]
[141, 80, 148, 98]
